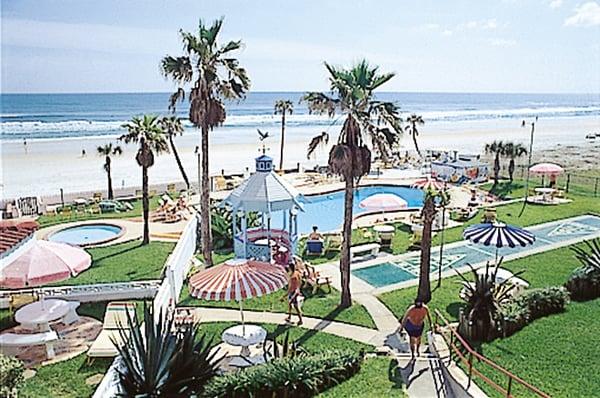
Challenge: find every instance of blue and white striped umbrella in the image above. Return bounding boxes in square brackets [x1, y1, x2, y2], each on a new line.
[463, 223, 535, 248]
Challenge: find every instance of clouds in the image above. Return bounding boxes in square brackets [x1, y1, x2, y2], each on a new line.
[549, 0, 564, 9]
[564, 1, 600, 26]
[489, 38, 517, 47]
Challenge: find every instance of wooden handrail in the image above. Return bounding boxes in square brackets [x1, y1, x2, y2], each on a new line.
[434, 309, 551, 398]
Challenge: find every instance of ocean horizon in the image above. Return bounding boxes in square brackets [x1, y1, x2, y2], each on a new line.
[2, 91, 599, 142]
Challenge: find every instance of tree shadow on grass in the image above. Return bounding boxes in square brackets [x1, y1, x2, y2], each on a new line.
[387, 358, 407, 390]
[446, 302, 465, 319]
[91, 242, 140, 263]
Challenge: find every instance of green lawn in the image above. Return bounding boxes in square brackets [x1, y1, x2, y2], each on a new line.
[318, 356, 407, 397]
[48, 240, 175, 286]
[179, 284, 377, 329]
[37, 196, 164, 228]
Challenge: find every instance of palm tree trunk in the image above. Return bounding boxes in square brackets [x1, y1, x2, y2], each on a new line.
[200, 125, 213, 266]
[106, 156, 114, 199]
[339, 173, 354, 308]
[279, 111, 286, 171]
[169, 135, 190, 189]
[412, 124, 421, 157]
[508, 158, 515, 183]
[493, 153, 500, 186]
[142, 164, 150, 245]
[417, 196, 435, 303]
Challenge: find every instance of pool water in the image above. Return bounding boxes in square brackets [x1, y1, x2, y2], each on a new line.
[352, 262, 415, 288]
[48, 224, 122, 246]
[275, 185, 424, 234]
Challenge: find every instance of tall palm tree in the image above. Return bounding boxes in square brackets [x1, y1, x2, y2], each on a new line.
[405, 114, 424, 157]
[120, 115, 169, 245]
[484, 140, 505, 186]
[304, 60, 403, 307]
[159, 116, 190, 189]
[274, 100, 294, 171]
[161, 18, 250, 266]
[97, 143, 123, 199]
[502, 142, 528, 183]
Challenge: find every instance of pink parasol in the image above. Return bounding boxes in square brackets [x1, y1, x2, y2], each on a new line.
[358, 193, 408, 212]
[0, 239, 91, 289]
[411, 177, 446, 191]
[529, 163, 563, 176]
[189, 258, 287, 301]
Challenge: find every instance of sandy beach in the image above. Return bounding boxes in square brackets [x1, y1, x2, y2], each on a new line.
[1, 115, 598, 199]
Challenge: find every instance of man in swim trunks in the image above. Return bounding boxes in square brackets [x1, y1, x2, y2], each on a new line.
[282, 262, 303, 325]
[400, 300, 432, 358]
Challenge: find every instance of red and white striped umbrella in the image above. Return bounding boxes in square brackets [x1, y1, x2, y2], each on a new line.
[358, 193, 408, 212]
[189, 258, 287, 301]
[411, 177, 446, 191]
[529, 163, 563, 176]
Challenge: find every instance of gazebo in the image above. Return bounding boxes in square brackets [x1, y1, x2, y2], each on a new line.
[221, 154, 303, 261]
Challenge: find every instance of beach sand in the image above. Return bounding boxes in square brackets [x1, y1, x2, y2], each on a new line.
[1, 116, 598, 199]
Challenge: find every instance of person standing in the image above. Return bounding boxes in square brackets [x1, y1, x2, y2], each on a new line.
[400, 300, 432, 358]
[282, 262, 303, 325]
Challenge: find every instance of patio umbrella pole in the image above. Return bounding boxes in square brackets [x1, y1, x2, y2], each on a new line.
[239, 300, 245, 335]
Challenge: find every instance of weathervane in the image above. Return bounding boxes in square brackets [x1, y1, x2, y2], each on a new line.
[257, 128, 270, 155]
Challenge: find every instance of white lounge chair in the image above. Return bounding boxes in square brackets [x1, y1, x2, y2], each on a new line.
[0, 331, 58, 359]
[350, 243, 380, 262]
[87, 302, 136, 362]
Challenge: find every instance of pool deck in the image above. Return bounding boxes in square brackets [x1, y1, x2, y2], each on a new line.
[318, 214, 600, 296]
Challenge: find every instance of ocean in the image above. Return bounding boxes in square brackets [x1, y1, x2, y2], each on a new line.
[2, 92, 599, 142]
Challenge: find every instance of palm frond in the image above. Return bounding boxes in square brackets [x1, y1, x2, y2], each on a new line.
[306, 132, 329, 159]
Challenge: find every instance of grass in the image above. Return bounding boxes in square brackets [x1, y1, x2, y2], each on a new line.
[318, 357, 407, 397]
[179, 284, 377, 329]
[47, 240, 175, 286]
[476, 299, 600, 398]
[37, 196, 164, 228]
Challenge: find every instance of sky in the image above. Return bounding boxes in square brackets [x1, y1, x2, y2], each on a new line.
[1, 0, 599, 94]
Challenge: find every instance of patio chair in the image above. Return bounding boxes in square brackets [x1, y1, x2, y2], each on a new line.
[303, 264, 332, 293]
[92, 192, 103, 203]
[324, 233, 342, 255]
[87, 302, 137, 362]
[305, 240, 324, 256]
[166, 183, 176, 193]
[482, 208, 497, 223]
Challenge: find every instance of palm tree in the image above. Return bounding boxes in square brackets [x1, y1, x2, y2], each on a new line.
[417, 188, 450, 302]
[159, 116, 190, 189]
[304, 60, 403, 307]
[97, 143, 123, 199]
[405, 114, 424, 157]
[161, 18, 250, 267]
[502, 142, 527, 183]
[484, 140, 505, 186]
[120, 115, 169, 245]
[274, 100, 294, 171]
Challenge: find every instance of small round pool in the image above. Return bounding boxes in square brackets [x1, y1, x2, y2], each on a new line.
[48, 223, 124, 247]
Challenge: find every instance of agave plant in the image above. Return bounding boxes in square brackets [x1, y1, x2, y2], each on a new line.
[114, 303, 221, 397]
[262, 330, 306, 362]
[455, 259, 524, 341]
[567, 238, 600, 301]
[571, 238, 600, 274]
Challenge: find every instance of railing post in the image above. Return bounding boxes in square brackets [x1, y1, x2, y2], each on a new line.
[467, 352, 473, 389]
[507, 376, 513, 398]
[566, 174, 570, 193]
[594, 177, 598, 197]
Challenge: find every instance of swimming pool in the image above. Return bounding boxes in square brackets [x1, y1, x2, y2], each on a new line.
[352, 262, 415, 288]
[278, 185, 424, 234]
[48, 223, 124, 246]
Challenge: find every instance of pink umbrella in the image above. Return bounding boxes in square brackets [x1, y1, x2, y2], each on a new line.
[358, 193, 408, 212]
[411, 177, 446, 191]
[0, 239, 91, 289]
[189, 258, 288, 328]
[529, 163, 563, 176]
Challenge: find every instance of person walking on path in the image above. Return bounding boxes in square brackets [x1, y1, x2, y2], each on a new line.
[282, 261, 303, 325]
[400, 300, 432, 358]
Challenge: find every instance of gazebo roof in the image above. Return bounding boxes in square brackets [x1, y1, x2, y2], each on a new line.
[222, 155, 304, 212]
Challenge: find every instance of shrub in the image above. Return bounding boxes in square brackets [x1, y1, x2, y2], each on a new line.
[498, 301, 530, 337]
[566, 239, 600, 301]
[514, 287, 570, 320]
[0, 353, 24, 398]
[204, 350, 364, 398]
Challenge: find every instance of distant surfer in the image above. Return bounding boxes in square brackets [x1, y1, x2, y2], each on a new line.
[23, 138, 28, 153]
[81, 149, 86, 157]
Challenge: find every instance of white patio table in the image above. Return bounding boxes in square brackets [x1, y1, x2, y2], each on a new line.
[15, 299, 71, 332]
[222, 324, 267, 357]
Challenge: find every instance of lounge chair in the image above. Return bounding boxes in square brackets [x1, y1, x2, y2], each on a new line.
[305, 240, 324, 256]
[87, 302, 137, 362]
[0, 331, 58, 360]
[92, 192, 103, 203]
[324, 233, 342, 255]
[303, 264, 332, 293]
[482, 208, 497, 223]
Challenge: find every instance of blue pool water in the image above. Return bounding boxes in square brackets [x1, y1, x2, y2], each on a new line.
[280, 185, 424, 234]
[48, 224, 122, 246]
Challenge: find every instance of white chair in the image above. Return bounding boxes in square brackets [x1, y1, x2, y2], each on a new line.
[0, 331, 58, 359]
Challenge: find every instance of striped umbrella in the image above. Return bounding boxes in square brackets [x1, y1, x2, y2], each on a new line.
[411, 177, 446, 191]
[463, 222, 535, 264]
[189, 258, 288, 329]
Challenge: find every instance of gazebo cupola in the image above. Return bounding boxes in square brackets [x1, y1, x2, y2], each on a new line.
[221, 153, 304, 262]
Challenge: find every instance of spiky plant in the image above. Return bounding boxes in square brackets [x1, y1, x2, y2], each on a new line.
[114, 303, 221, 397]
[455, 259, 523, 341]
[262, 331, 306, 362]
[567, 238, 600, 301]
